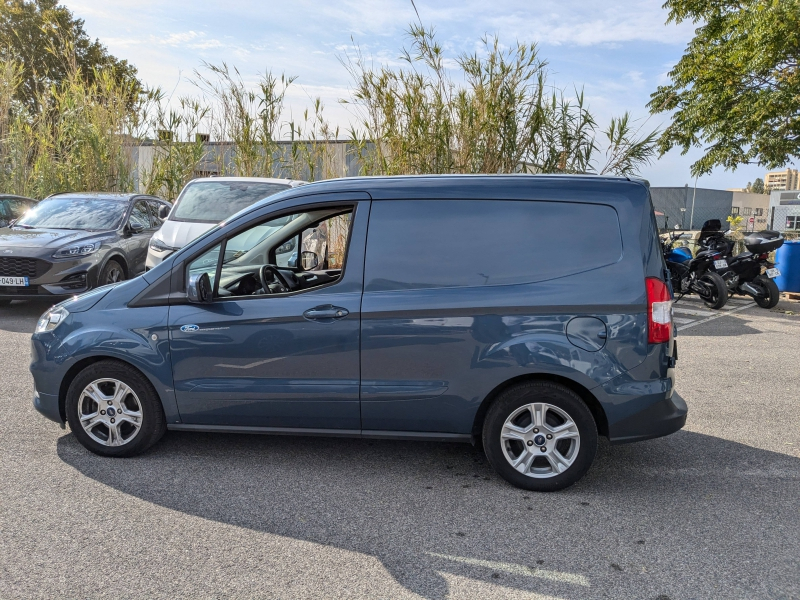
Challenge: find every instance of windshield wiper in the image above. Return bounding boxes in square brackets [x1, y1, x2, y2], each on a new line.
[12, 224, 34, 229]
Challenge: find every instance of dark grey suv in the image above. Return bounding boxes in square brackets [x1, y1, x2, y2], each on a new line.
[0, 192, 170, 304]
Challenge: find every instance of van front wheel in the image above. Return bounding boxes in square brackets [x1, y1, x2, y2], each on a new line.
[482, 382, 598, 492]
[65, 360, 166, 457]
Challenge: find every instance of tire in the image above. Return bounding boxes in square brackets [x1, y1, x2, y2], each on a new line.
[482, 381, 598, 492]
[98, 259, 125, 286]
[699, 272, 728, 309]
[753, 275, 780, 309]
[65, 360, 166, 457]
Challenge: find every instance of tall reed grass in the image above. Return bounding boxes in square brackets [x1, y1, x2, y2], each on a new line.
[342, 25, 657, 177]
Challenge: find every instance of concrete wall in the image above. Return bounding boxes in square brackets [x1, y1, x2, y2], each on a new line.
[731, 192, 770, 231]
[650, 186, 733, 231]
[129, 141, 368, 194]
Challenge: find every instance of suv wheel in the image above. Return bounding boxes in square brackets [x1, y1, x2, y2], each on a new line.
[482, 381, 598, 492]
[99, 259, 125, 285]
[65, 360, 166, 457]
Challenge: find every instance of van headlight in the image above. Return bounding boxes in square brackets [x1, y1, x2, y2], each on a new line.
[35, 306, 69, 333]
[53, 241, 101, 259]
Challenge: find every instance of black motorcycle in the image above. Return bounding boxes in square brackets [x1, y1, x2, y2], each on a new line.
[697, 220, 784, 309]
[662, 231, 728, 309]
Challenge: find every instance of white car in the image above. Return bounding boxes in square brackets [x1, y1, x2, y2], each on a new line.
[146, 177, 305, 270]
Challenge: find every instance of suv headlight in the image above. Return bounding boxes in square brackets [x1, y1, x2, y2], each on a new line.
[149, 237, 176, 253]
[35, 306, 69, 333]
[53, 241, 101, 259]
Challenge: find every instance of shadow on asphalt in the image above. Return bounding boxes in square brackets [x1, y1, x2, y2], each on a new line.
[56, 428, 799, 599]
[677, 307, 800, 337]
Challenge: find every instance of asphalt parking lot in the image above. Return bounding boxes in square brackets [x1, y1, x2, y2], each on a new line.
[1, 298, 798, 599]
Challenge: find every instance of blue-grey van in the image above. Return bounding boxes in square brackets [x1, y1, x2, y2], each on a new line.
[30, 175, 684, 491]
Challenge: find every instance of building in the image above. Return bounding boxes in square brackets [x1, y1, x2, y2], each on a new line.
[769, 190, 800, 232]
[731, 191, 770, 231]
[650, 186, 733, 231]
[764, 168, 800, 192]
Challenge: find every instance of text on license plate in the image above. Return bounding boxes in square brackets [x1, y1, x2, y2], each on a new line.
[766, 268, 780, 278]
[0, 276, 28, 286]
[713, 260, 728, 269]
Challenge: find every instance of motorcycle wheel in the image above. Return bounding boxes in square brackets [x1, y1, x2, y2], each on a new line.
[699, 272, 728, 309]
[753, 275, 780, 309]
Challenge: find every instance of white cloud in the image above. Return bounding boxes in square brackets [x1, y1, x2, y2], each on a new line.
[162, 31, 201, 46]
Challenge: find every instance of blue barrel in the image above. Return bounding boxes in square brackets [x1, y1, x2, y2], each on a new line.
[775, 240, 800, 293]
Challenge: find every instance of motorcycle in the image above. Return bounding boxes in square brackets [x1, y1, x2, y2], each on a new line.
[662, 231, 728, 309]
[696, 220, 784, 309]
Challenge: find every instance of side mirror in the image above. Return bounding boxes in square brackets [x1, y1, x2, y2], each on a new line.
[301, 250, 319, 270]
[128, 221, 145, 234]
[187, 272, 213, 303]
[158, 204, 170, 219]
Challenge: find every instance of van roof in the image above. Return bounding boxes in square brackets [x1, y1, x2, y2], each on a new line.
[280, 173, 650, 200]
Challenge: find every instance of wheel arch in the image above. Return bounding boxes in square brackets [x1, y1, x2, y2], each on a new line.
[471, 373, 609, 443]
[58, 356, 162, 423]
[98, 252, 129, 281]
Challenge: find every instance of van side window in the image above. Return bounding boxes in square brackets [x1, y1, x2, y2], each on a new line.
[186, 206, 354, 299]
[364, 199, 623, 292]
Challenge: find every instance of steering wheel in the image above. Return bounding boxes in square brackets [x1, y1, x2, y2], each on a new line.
[259, 265, 291, 293]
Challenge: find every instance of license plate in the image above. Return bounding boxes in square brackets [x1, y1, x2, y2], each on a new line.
[766, 268, 780, 278]
[714, 260, 728, 269]
[0, 276, 28, 286]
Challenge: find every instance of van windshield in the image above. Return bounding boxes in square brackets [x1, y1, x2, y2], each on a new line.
[171, 181, 290, 224]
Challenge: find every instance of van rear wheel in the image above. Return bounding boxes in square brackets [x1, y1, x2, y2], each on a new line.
[482, 381, 597, 492]
[65, 360, 166, 457]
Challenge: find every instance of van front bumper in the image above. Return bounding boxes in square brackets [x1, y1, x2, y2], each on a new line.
[33, 387, 63, 424]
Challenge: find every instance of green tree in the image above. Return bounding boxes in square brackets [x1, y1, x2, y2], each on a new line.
[649, 0, 800, 176]
[0, 0, 139, 111]
[749, 177, 765, 194]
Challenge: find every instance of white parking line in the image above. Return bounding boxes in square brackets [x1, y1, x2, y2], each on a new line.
[673, 317, 695, 324]
[677, 301, 757, 331]
[674, 307, 717, 317]
[426, 552, 590, 587]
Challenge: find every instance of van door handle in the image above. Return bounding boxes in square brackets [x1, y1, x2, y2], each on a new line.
[303, 305, 349, 321]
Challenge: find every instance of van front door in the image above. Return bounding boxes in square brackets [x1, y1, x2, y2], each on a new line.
[168, 196, 370, 431]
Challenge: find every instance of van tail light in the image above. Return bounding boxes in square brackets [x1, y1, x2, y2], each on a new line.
[646, 277, 672, 344]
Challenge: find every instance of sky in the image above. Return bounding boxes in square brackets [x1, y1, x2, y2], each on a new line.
[64, 0, 796, 189]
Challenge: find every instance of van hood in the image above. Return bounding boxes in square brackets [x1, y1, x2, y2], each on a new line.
[154, 220, 215, 249]
[0, 227, 112, 249]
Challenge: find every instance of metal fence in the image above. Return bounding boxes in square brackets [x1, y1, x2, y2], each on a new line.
[651, 186, 733, 232]
[768, 206, 800, 239]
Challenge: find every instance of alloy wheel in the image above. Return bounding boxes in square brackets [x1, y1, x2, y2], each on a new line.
[106, 266, 123, 284]
[500, 402, 581, 478]
[77, 378, 143, 447]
